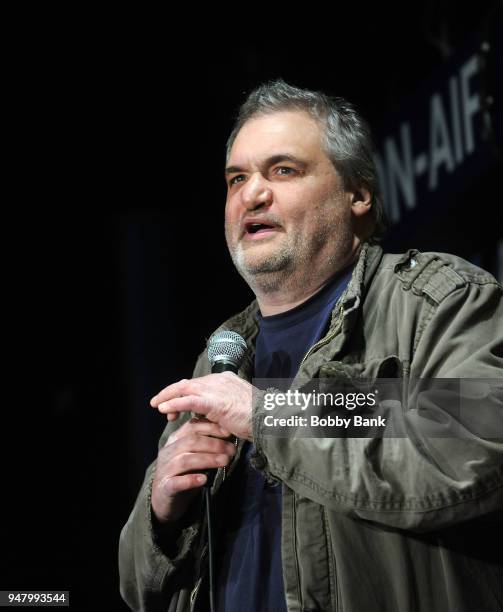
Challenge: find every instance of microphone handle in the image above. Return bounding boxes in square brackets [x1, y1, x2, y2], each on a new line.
[200, 361, 238, 487]
[211, 361, 238, 374]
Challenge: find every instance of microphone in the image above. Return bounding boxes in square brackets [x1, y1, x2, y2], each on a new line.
[203, 331, 248, 611]
[207, 330, 247, 374]
[197, 331, 247, 489]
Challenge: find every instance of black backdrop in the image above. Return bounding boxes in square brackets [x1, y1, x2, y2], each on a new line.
[3, 3, 502, 610]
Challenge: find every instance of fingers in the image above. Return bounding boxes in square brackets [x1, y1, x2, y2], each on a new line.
[164, 428, 235, 452]
[150, 378, 193, 407]
[167, 418, 231, 443]
[157, 395, 210, 417]
[151, 413, 235, 522]
[151, 471, 206, 523]
[164, 451, 232, 478]
[159, 421, 236, 478]
[159, 473, 208, 496]
[150, 373, 227, 409]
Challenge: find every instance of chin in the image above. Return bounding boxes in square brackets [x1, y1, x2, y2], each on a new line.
[232, 240, 294, 275]
[241, 257, 292, 277]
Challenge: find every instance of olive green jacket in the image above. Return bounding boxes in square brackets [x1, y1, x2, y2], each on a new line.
[119, 244, 503, 612]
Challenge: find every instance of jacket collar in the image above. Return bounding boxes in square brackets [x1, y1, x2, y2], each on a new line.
[339, 242, 383, 333]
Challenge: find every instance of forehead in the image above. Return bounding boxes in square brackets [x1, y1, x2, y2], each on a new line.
[228, 110, 326, 164]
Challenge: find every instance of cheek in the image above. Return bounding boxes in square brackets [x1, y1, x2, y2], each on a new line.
[224, 200, 239, 240]
[289, 193, 347, 234]
[281, 186, 329, 224]
[224, 198, 236, 224]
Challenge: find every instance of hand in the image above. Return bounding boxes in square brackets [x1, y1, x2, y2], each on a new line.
[151, 417, 236, 523]
[150, 372, 254, 441]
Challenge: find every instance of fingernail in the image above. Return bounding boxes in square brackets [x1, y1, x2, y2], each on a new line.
[197, 475, 207, 484]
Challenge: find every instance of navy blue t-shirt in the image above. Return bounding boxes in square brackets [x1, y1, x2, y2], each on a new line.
[215, 268, 353, 612]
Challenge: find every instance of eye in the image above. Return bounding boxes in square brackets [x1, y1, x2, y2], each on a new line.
[229, 174, 246, 186]
[275, 166, 296, 176]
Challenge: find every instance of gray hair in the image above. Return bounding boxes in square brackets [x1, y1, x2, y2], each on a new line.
[226, 79, 387, 242]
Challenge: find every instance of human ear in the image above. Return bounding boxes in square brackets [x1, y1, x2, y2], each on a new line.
[351, 188, 372, 217]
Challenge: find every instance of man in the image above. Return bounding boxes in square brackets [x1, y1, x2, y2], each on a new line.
[119, 80, 503, 611]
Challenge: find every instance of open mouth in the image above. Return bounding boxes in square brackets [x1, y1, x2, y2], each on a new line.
[244, 221, 280, 236]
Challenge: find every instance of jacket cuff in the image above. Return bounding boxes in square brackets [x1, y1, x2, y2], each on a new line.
[250, 387, 279, 482]
[146, 471, 203, 572]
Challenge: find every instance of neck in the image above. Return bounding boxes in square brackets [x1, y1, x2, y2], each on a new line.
[255, 243, 361, 316]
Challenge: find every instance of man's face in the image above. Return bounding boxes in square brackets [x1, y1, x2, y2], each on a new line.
[224, 110, 354, 290]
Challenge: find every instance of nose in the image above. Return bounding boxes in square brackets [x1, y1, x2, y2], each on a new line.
[240, 172, 273, 211]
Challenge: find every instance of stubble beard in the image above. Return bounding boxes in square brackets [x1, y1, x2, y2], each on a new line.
[228, 236, 296, 294]
[227, 214, 353, 296]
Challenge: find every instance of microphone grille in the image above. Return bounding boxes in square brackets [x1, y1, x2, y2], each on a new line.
[207, 330, 247, 368]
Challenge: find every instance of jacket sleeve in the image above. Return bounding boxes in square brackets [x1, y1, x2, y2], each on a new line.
[119, 353, 208, 612]
[251, 275, 503, 532]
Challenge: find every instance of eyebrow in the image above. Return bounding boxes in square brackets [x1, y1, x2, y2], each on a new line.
[224, 154, 307, 176]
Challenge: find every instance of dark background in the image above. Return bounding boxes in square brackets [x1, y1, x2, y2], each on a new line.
[3, 3, 502, 610]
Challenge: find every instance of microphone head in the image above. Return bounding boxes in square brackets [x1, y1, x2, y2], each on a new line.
[207, 330, 247, 370]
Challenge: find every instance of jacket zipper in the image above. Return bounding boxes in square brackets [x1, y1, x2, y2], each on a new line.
[293, 303, 345, 610]
[189, 577, 202, 610]
[290, 494, 304, 608]
[190, 544, 208, 610]
[222, 436, 239, 481]
[323, 506, 339, 611]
